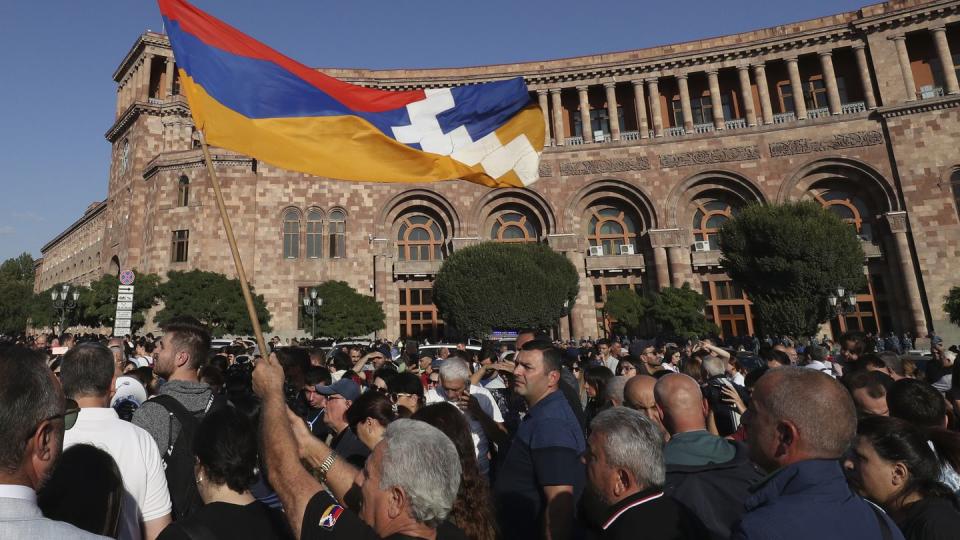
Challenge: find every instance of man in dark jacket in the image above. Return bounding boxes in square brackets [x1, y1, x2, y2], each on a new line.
[655, 374, 763, 540]
[732, 367, 904, 540]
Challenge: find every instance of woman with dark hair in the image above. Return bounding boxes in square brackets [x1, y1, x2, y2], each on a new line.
[386, 370, 425, 415]
[158, 408, 291, 540]
[413, 402, 498, 540]
[681, 355, 706, 384]
[845, 415, 960, 539]
[344, 390, 398, 451]
[616, 357, 642, 378]
[371, 365, 398, 392]
[583, 365, 614, 423]
[38, 443, 124, 538]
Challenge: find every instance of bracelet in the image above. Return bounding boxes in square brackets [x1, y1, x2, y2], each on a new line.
[317, 452, 337, 484]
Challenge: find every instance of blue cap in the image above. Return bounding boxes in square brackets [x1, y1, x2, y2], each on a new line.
[315, 379, 361, 401]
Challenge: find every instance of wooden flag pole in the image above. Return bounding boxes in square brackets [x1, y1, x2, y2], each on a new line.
[198, 131, 270, 358]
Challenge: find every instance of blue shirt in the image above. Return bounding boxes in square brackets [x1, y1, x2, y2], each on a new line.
[493, 389, 586, 540]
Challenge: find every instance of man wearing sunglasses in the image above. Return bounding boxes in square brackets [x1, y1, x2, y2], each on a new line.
[0, 346, 107, 539]
[61, 343, 172, 540]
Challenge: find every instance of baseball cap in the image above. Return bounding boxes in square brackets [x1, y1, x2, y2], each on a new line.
[315, 378, 361, 401]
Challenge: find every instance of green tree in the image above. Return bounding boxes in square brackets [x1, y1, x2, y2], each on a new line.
[77, 272, 162, 333]
[603, 289, 651, 336]
[433, 242, 579, 338]
[0, 252, 36, 335]
[648, 284, 717, 339]
[27, 283, 82, 332]
[945, 286, 960, 327]
[719, 201, 866, 337]
[307, 281, 385, 339]
[155, 270, 272, 337]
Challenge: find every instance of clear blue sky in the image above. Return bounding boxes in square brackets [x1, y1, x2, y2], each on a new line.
[0, 0, 869, 263]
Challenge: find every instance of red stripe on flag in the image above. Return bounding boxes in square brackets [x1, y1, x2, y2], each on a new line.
[158, 0, 424, 113]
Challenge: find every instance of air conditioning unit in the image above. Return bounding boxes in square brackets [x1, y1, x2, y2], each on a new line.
[693, 241, 711, 252]
[618, 244, 635, 255]
[588, 245, 604, 257]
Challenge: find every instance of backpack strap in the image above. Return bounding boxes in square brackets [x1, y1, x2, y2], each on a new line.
[867, 501, 895, 540]
[150, 394, 198, 456]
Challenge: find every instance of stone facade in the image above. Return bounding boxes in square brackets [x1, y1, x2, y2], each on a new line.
[35, 0, 960, 342]
[36, 201, 107, 291]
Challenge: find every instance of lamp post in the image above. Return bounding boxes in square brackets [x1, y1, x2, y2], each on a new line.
[302, 288, 323, 338]
[51, 283, 80, 335]
[827, 285, 858, 330]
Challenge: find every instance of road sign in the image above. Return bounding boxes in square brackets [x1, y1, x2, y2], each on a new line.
[119, 270, 136, 286]
[113, 283, 136, 337]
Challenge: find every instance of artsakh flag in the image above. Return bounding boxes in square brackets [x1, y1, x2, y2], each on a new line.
[158, 0, 545, 188]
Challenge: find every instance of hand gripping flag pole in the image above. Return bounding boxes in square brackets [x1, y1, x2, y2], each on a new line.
[198, 131, 269, 359]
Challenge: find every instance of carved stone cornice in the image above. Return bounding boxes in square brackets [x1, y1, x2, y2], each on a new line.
[885, 211, 909, 234]
[876, 94, 960, 118]
[142, 150, 255, 180]
[105, 98, 192, 142]
[648, 228, 685, 248]
[113, 32, 171, 81]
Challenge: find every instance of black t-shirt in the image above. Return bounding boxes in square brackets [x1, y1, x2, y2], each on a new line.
[897, 496, 960, 540]
[331, 427, 371, 469]
[157, 501, 293, 540]
[301, 490, 467, 540]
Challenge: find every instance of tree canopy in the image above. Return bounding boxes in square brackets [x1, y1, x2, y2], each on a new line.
[433, 242, 579, 338]
[648, 284, 717, 340]
[155, 270, 272, 337]
[0, 252, 36, 335]
[77, 272, 162, 333]
[719, 201, 866, 337]
[603, 289, 651, 337]
[945, 286, 960, 327]
[306, 280, 385, 339]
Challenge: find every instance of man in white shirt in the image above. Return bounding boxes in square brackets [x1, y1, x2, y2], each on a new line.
[61, 343, 172, 540]
[0, 345, 107, 539]
[425, 357, 506, 476]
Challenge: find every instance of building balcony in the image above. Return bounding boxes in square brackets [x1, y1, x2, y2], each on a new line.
[585, 253, 646, 272]
[392, 259, 442, 278]
[565, 136, 584, 145]
[773, 111, 796, 124]
[725, 118, 748, 130]
[621, 131, 640, 141]
[862, 240, 883, 259]
[690, 248, 722, 268]
[807, 107, 831, 119]
[665, 126, 686, 137]
[841, 101, 866, 114]
[693, 123, 715, 134]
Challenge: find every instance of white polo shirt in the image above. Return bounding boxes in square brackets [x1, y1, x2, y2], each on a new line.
[64, 408, 172, 540]
[425, 384, 504, 475]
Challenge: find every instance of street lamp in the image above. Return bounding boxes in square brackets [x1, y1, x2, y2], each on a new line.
[302, 288, 323, 338]
[51, 283, 80, 335]
[827, 285, 858, 319]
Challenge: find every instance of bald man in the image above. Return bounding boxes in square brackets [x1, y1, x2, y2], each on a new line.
[732, 367, 902, 540]
[654, 374, 762, 540]
[624, 375, 666, 438]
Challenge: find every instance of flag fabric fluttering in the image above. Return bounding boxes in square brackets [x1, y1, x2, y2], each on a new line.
[158, 0, 545, 188]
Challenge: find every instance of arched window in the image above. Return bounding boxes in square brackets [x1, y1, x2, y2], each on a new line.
[951, 168, 960, 222]
[490, 210, 538, 243]
[585, 204, 639, 255]
[120, 139, 130, 174]
[306, 209, 323, 259]
[692, 199, 737, 250]
[177, 176, 189, 207]
[329, 209, 346, 258]
[397, 214, 444, 261]
[283, 209, 300, 259]
[812, 189, 874, 240]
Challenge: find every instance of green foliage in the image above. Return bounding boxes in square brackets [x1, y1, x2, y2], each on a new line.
[945, 286, 960, 327]
[306, 281, 385, 339]
[27, 284, 74, 331]
[155, 270, 272, 337]
[433, 242, 579, 338]
[719, 201, 866, 337]
[604, 289, 651, 336]
[648, 284, 718, 340]
[0, 253, 37, 335]
[77, 272, 161, 333]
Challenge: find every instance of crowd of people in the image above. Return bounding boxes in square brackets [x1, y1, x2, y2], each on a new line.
[2, 322, 960, 540]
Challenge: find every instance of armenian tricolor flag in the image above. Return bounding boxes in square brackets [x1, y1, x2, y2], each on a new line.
[158, 0, 545, 188]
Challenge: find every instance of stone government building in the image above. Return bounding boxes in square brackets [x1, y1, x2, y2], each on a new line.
[35, 0, 960, 341]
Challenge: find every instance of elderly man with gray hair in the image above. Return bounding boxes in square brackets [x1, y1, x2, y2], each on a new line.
[584, 407, 704, 539]
[425, 358, 505, 476]
[253, 351, 463, 540]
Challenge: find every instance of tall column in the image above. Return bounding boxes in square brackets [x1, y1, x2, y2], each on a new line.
[537, 90, 551, 145]
[931, 27, 960, 95]
[604, 83, 621, 141]
[646, 78, 664, 137]
[651, 229, 686, 289]
[753, 63, 774, 124]
[667, 246, 686, 288]
[550, 88, 565, 146]
[632, 80, 649, 139]
[737, 66, 757, 126]
[785, 57, 808, 119]
[116, 87, 123, 117]
[676, 74, 694, 133]
[577, 85, 593, 143]
[852, 44, 878, 109]
[165, 56, 175, 98]
[707, 70, 725, 129]
[652, 247, 670, 290]
[819, 51, 843, 114]
[886, 212, 927, 335]
[891, 35, 917, 101]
